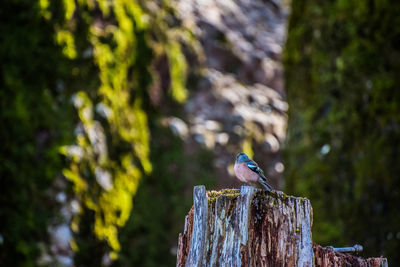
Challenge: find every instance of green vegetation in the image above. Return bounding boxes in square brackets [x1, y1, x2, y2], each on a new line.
[55, 0, 155, 256]
[4, 0, 398, 265]
[284, 0, 400, 263]
[0, 0, 212, 266]
[207, 189, 241, 201]
[115, 129, 215, 267]
[0, 0, 74, 265]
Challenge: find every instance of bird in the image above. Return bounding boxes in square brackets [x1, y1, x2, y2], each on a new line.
[234, 152, 272, 191]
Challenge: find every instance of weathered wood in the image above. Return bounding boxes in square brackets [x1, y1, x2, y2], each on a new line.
[177, 206, 194, 267]
[185, 185, 208, 267]
[313, 243, 388, 267]
[177, 186, 388, 267]
[177, 186, 313, 266]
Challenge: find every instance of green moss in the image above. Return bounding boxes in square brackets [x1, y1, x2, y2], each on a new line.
[0, 0, 74, 265]
[206, 189, 240, 218]
[0, 0, 203, 265]
[207, 189, 241, 203]
[284, 0, 400, 263]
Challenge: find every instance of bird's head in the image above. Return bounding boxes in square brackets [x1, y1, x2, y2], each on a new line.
[236, 152, 249, 163]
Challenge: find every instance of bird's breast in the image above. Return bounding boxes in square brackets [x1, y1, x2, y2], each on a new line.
[234, 162, 259, 183]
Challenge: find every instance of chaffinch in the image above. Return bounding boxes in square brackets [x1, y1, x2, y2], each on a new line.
[234, 152, 272, 191]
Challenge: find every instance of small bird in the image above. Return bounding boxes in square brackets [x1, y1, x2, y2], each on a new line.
[234, 152, 272, 191]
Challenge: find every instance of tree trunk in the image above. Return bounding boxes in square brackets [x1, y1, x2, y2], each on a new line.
[176, 186, 388, 267]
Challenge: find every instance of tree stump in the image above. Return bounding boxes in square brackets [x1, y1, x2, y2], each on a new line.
[176, 186, 388, 267]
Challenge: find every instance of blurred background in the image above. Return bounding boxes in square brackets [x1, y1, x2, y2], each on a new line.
[1, 0, 399, 266]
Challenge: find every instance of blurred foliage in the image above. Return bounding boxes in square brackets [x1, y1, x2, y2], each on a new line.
[54, 0, 154, 255]
[0, 0, 74, 265]
[284, 0, 400, 264]
[114, 127, 215, 267]
[1, 0, 211, 266]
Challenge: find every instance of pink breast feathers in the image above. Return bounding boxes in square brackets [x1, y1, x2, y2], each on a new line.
[234, 162, 260, 183]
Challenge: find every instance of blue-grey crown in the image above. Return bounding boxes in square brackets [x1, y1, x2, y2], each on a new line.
[236, 152, 249, 163]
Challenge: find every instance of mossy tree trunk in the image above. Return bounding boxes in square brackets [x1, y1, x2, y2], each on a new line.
[176, 186, 387, 266]
[283, 0, 400, 264]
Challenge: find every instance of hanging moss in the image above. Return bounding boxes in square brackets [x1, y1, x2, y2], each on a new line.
[284, 0, 400, 264]
[1, 0, 205, 265]
[45, 0, 199, 260]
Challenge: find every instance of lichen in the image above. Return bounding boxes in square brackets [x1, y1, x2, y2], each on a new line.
[206, 189, 241, 203]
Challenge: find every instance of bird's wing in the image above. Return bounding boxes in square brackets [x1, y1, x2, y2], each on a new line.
[246, 160, 272, 190]
[246, 160, 262, 174]
[246, 160, 267, 178]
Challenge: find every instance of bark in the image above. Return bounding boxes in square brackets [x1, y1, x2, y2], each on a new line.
[313, 244, 388, 267]
[176, 186, 388, 267]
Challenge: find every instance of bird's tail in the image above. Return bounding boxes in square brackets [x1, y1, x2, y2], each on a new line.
[258, 177, 272, 191]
